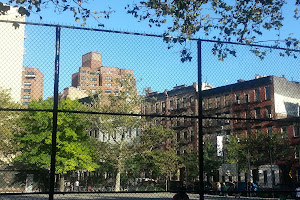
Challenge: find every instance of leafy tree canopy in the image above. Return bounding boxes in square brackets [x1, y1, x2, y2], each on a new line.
[226, 130, 292, 171]
[14, 98, 99, 174]
[0, 87, 20, 164]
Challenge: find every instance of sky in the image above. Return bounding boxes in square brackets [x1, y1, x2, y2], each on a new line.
[2, 0, 300, 99]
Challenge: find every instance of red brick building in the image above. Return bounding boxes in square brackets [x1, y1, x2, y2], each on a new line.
[72, 52, 136, 95]
[21, 67, 44, 106]
[145, 75, 300, 188]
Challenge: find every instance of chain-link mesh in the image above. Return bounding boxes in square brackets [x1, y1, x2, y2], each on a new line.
[0, 20, 300, 199]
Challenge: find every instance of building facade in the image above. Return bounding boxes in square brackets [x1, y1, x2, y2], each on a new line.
[72, 52, 136, 95]
[0, 5, 25, 102]
[144, 75, 300, 188]
[21, 67, 44, 106]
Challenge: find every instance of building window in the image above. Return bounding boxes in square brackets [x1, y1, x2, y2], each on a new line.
[245, 93, 249, 103]
[169, 100, 174, 110]
[162, 102, 166, 112]
[281, 126, 287, 133]
[24, 82, 31, 87]
[255, 88, 260, 102]
[294, 126, 300, 137]
[216, 96, 221, 107]
[23, 95, 31, 99]
[263, 171, 268, 184]
[267, 126, 272, 134]
[235, 95, 240, 104]
[177, 99, 180, 109]
[177, 132, 181, 142]
[81, 83, 85, 86]
[265, 106, 272, 118]
[81, 70, 86, 74]
[91, 78, 97, 81]
[184, 131, 188, 141]
[190, 130, 194, 141]
[27, 71, 35, 75]
[114, 90, 119, 94]
[105, 83, 111, 87]
[265, 86, 271, 100]
[105, 76, 112, 80]
[105, 90, 111, 93]
[91, 84, 97, 87]
[24, 89, 31, 93]
[155, 103, 159, 113]
[24, 102, 30, 106]
[256, 126, 262, 133]
[106, 71, 113, 74]
[81, 76, 86, 80]
[225, 95, 231, 106]
[255, 108, 261, 119]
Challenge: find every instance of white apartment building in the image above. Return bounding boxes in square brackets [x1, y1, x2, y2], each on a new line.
[0, 5, 25, 102]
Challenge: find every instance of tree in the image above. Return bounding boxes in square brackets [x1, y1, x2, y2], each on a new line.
[203, 140, 222, 181]
[127, 0, 300, 61]
[14, 98, 99, 192]
[226, 130, 292, 171]
[134, 124, 179, 190]
[89, 74, 144, 191]
[0, 87, 20, 165]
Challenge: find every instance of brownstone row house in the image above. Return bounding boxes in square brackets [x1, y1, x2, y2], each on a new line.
[143, 75, 300, 188]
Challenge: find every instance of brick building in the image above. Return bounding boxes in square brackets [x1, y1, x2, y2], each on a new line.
[21, 67, 44, 106]
[144, 75, 300, 187]
[72, 52, 136, 95]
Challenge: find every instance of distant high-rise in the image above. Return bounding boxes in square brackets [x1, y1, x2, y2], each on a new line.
[0, 5, 25, 102]
[21, 67, 44, 106]
[71, 52, 136, 95]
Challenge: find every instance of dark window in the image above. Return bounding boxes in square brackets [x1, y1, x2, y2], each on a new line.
[265, 86, 271, 100]
[294, 126, 300, 137]
[105, 90, 111, 93]
[81, 70, 86, 73]
[264, 171, 268, 184]
[255, 89, 260, 102]
[267, 126, 272, 134]
[177, 132, 181, 142]
[265, 106, 272, 118]
[23, 95, 30, 99]
[236, 95, 240, 104]
[162, 102, 166, 112]
[255, 108, 261, 119]
[114, 90, 119, 94]
[245, 94, 249, 103]
[81, 76, 86, 80]
[24, 89, 31, 93]
[24, 82, 31, 86]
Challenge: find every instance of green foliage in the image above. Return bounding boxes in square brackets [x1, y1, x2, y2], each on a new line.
[226, 131, 292, 171]
[126, 0, 300, 61]
[134, 124, 180, 179]
[0, 87, 20, 164]
[203, 140, 222, 176]
[14, 98, 98, 174]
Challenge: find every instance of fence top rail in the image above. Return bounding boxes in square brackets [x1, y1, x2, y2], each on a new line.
[1, 20, 299, 52]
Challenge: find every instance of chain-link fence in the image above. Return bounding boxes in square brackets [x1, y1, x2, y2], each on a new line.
[0, 20, 299, 199]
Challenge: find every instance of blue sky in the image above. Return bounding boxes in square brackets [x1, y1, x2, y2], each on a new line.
[3, 0, 300, 98]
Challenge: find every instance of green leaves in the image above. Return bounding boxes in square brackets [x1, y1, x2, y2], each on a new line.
[14, 98, 98, 174]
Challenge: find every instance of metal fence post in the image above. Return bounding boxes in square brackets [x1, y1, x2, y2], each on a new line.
[197, 39, 204, 200]
[49, 25, 61, 200]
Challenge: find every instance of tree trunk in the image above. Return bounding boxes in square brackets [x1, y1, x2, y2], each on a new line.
[59, 174, 65, 192]
[115, 169, 121, 192]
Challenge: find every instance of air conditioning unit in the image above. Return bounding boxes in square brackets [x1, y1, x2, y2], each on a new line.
[237, 100, 240, 104]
